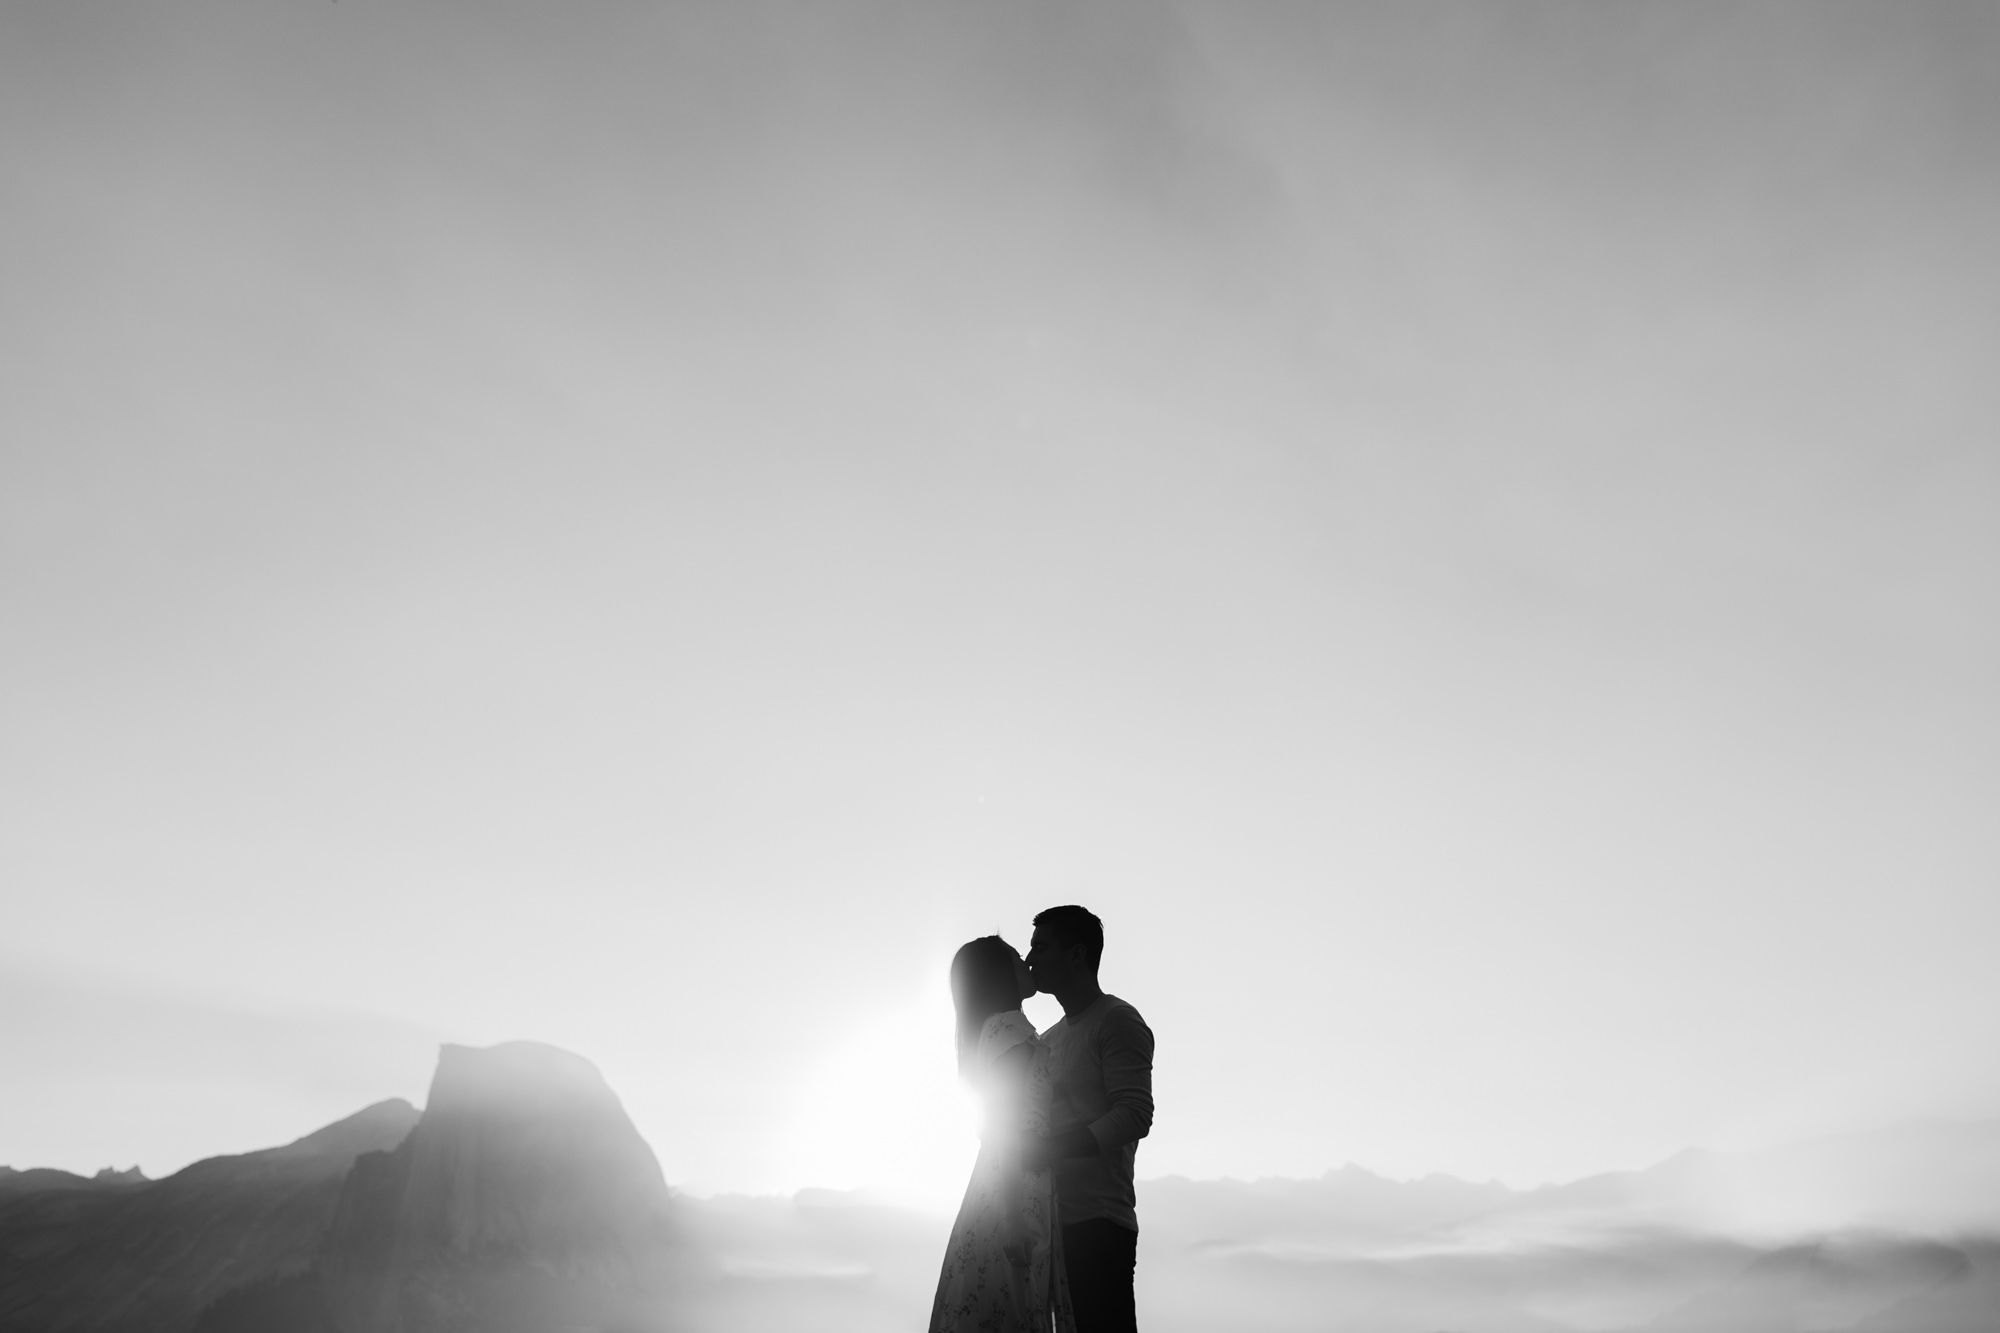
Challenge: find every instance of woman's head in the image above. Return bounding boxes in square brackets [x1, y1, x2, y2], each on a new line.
[950, 935, 1032, 1075]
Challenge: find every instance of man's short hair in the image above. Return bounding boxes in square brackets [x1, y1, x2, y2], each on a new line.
[1033, 904, 1104, 967]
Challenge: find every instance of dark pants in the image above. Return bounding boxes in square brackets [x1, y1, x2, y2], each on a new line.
[1062, 1218, 1138, 1333]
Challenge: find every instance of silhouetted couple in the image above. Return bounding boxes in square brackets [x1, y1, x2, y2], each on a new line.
[928, 905, 1155, 1333]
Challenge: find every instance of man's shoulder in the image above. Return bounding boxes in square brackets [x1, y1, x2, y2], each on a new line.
[1099, 993, 1145, 1018]
[1096, 995, 1154, 1038]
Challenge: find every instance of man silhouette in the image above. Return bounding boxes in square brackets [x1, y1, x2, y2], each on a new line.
[1024, 905, 1154, 1333]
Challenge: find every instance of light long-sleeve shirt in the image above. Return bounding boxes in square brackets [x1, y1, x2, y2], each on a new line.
[1042, 994, 1154, 1231]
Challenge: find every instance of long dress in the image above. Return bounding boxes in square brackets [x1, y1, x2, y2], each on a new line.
[928, 1010, 1077, 1333]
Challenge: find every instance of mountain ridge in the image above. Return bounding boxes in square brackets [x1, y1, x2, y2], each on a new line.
[0, 1165, 149, 1196]
[0, 1098, 419, 1333]
[6, 1052, 1997, 1333]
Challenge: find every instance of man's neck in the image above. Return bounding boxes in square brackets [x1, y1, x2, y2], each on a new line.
[1053, 981, 1105, 1019]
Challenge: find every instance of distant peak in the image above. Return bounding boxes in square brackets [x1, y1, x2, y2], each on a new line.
[425, 1041, 621, 1117]
[266, 1098, 421, 1161]
[436, 1040, 608, 1080]
[92, 1166, 147, 1184]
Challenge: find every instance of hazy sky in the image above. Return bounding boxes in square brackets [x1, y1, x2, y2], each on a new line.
[4, 2, 1996, 1207]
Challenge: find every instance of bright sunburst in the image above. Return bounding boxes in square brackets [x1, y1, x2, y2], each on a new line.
[776, 981, 981, 1211]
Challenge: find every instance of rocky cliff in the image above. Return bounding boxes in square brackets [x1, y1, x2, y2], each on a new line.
[319, 1041, 674, 1333]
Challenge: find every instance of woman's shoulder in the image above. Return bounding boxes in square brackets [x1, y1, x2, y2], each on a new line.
[980, 1008, 1038, 1043]
[976, 1009, 1038, 1064]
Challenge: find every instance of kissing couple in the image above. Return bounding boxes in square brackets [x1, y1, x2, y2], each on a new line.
[927, 905, 1155, 1333]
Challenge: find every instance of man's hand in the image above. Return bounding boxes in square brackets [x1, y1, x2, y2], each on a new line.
[1021, 1128, 1098, 1171]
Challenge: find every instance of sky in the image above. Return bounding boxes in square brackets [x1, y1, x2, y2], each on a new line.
[3, 2, 1996, 1209]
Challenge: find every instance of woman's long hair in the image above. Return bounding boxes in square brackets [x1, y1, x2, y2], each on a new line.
[950, 935, 1024, 1079]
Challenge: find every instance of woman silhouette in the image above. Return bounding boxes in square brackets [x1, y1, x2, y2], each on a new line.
[928, 936, 1075, 1333]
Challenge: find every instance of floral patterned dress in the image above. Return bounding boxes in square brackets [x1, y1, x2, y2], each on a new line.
[928, 1011, 1076, 1333]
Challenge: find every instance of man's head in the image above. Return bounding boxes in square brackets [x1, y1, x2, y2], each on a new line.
[1027, 904, 1104, 995]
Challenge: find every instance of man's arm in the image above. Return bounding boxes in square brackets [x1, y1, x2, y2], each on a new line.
[1037, 1126, 1099, 1164]
[1025, 1008, 1156, 1168]
[1083, 1007, 1154, 1153]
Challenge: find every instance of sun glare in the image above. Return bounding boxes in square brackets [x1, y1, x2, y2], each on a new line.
[775, 982, 980, 1211]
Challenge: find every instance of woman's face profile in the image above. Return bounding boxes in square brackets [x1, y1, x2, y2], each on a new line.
[1013, 954, 1036, 1001]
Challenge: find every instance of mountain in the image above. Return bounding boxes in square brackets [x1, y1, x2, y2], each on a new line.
[2, 1043, 681, 1333]
[1116, 1124, 2000, 1333]
[1650, 1233, 1972, 1333]
[1143, 1164, 1518, 1253]
[1134, 1176, 1753, 1332]
[0, 1100, 417, 1333]
[1130, 1121, 2000, 1265]
[1461, 1119, 2000, 1244]
[315, 1041, 675, 1333]
[1855, 1239, 2000, 1333]
[9, 1050, 1998, 1333]
[648, 1124, 2000, 1333]
[0, 1166, 148, 1196]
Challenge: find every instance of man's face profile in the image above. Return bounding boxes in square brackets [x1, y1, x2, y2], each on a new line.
[1026, 926, 1074, 994]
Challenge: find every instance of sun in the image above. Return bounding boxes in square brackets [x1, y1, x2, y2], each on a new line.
[776, 983, 981, 1211]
